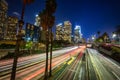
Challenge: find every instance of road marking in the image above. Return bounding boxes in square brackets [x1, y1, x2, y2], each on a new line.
[67, 57, 75, 65]
[112, 71, 120, 80]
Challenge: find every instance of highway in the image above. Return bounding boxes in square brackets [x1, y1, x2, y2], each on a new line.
[87, 48, 120, 80]
[1, 46, 119, 80]
[52, 47, 85, 80]
[0, 46, 79, 71]
[52, 48, 120, 80]
[0, 46, 86, 80]
[0, 46, 78, 66]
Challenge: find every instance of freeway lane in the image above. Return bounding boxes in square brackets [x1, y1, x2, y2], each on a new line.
[0, 46, 78, 66]
[58, 52, 84, 80]
[87, 48, 120, 80]
[0, 46, 86, 80]
[1, 52, 69, 80]
[24, 46, 86, 80]
[86, 50, 98, 80]
[0, 46, 78, 72]
[52, 47, 86, 80]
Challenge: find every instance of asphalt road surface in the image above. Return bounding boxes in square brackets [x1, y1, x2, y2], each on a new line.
[87, 48, 120, 80]
[0, 46, 85, 80]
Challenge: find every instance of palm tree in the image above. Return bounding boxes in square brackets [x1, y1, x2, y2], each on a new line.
[102, 32, 109, 43]
[39, 0, 56, 79]
[39, 9, 50, 80]
[116, 25, 120, 35]
[21, 0, 34, 20]
[45, 0, 57, 77]
[10, 0, 34, 80]
[97, 31, 100, 38]
[49, 15, 55, 77]
[116, 25, 120, 41]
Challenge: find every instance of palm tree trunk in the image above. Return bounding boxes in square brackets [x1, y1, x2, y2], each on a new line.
[10, 37, 20, 80]
[44, 31, 49, 80]
[10, 3, 26, 80]
[21, 3, 26, 20]
[10, 23, 24, 80]
[49, 28, 52, 77]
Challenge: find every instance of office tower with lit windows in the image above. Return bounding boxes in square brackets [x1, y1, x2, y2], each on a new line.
[0, 0, 8, 40]
[26, 23, 40, 42]
[56, 21, 72, 43]
[33, 15, 43, 42]
[74, 25, 82, 43]
[4, 16, 18, 40]
[34, 14, 42, 30]
[56, 23, 63, 40]
[63, 21, 72, 42]
[34, 15, 40, 26]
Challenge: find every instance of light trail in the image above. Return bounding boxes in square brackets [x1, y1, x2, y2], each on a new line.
[0, 46, 86, 80]
[23, 46, 86, 80]
[87, 48, 120, 80]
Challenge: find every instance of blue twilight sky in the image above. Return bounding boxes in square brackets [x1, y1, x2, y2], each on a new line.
[6, 0, 120, 39]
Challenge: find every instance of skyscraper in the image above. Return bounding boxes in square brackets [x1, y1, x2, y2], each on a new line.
[63, 21, 72, 42]
[0, 0, 8, 40]
[34, 14, 47, 42]
[4, 16, 18, 40]
[74, 25, 82, 43]
[56, 23, 63, 40]
[56, 21, 72, 43]
[25, 23, 40, 42]
[34, 15, 40, 26]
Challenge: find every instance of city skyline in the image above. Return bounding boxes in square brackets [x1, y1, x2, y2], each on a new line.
[6, 0, 120, 39]
[0, 1, 120, 80]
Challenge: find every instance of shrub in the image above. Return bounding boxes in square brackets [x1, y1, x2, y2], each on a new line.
[111, 46, 120, 55]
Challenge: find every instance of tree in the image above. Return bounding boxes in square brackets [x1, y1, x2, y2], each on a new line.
[116, 25, 120, 35]
[97, 31, 100, 38]
[101, 32, 109, 43]
[39, 10, 49, 80]
[39, 0, 57, 79]
[115, 25, 120, 44]
[116, 25, 120, 41]
[22, 0, 34, 20]
[10, 0, 34, 80]
[95, 37, 103, 43]
[45, 0, 57, 77]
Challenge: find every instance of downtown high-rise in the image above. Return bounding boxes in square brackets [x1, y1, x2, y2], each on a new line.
[56, 21, 72, 43]
[74, 25, 82, 43]
[0, 0, 8, 40]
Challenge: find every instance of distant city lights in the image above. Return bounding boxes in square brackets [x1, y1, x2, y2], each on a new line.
[112, 33, 117, 38]
[27, 37, 31, 41]
[75, 25, 80, 30]
[35, 14, 38, 17]
[57, 23, 62, 26]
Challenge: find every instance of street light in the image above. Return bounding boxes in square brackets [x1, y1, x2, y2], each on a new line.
[35, 14, 38, 17]
[112, 33, 116, 38]
[92, 36, 95, 40]
[112, 33, 117, 44]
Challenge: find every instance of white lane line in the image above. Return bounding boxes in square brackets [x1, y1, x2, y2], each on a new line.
[98, 51, 120, 69]
[112, 71, 120, 80]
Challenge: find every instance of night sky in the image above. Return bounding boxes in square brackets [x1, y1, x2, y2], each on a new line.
[6, 0, 120, 39]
